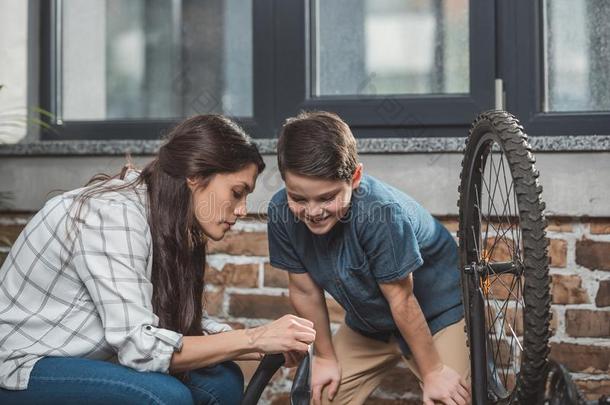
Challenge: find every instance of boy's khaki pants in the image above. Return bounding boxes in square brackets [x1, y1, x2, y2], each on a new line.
[320, 319, 470, 405]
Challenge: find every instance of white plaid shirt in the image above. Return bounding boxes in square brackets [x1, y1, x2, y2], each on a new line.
[0, 172, 194, 390]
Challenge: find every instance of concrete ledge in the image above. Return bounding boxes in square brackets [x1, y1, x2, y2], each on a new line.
[1, 135, 610, 156]
[1, 152, 609, 217]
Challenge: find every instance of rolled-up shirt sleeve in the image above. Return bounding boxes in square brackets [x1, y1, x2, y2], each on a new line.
[267, 200, 306, 273]
[71, 198, 183, 373]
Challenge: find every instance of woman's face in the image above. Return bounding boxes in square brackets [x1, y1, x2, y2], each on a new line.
[187, 163, 259, 241]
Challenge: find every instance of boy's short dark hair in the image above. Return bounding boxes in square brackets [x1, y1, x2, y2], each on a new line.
[277, 111, 358, 181]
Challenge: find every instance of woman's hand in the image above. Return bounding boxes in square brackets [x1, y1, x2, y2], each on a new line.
[247, 314, 316, 354]
[311, 355, 341, 405]
[421, 364, 471, 405]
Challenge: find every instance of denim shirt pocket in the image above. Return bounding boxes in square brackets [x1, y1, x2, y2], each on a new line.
[335, 254, 391, 333]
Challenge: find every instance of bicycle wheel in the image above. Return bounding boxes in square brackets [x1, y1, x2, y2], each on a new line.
[458, 111, 552, 404]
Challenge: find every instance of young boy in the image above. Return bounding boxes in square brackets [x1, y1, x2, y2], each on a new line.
[267, 111, 470, 405]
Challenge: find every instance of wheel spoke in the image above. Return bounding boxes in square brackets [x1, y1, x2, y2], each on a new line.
[475, 184, 483, 257]
[488, 268, 525, 306]
[498, 151, 518, 251]
[460, 122, 550, 402]
[482, 153, 519, 263]
[481, 162, 515, 260]
[482, 154, 492, 257]
[477, 142, 528, 396]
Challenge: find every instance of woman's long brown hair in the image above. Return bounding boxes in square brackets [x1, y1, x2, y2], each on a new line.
[73, 115, 265, 338]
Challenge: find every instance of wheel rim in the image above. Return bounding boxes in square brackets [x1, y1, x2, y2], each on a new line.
[468, 134, 525, 400]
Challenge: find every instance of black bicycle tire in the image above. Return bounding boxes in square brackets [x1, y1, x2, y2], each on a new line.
[458, 111, 552, 404]
[241, 353, 285, 405]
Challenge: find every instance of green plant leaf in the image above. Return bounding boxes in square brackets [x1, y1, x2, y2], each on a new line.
[32, 106, 54, 119]
[28, 117, 54, 131]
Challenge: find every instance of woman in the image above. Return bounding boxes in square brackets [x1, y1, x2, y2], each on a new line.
[0, 115, 316, 404]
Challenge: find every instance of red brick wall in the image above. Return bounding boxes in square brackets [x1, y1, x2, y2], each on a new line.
[1, 214, 609, 402]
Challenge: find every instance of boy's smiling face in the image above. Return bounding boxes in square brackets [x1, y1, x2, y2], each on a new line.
[284, 164, 363, 235]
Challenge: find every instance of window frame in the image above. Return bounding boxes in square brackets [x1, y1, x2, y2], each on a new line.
[39, 0, 275, 140]
[40, 0, 608, 141]
[501, 0, 610, 136]
[272, 0, 496, 138]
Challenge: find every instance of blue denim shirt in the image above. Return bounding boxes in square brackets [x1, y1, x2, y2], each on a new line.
[267, 175, 463, 355]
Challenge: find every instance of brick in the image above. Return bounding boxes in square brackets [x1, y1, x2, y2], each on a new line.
[550, 343, 610, 374]
[503, 373, 517, 391]
[596, 280, 610, 307]
[489, 273, 522, 301]
[590, 219, 610, 235]
[547, 218, 573, 233]
[229, 293, 295, 319]
[504, 307, 557, 337]
[205, 263, 259, 288]
[482, 220, 522, 237]
[0, 224, 23, 246]
[483, 237, 513, 262]
[565, 309, 610, 338]
[326, 298, 345, 323]
[575, 379, 610, 401]
[575, 239, 610, 271]
[269, 393, 290, 405]
[551, 274, 590, 304]
[203, 289, 224, 316]
[263, 263, 289, 288]
[207, 231, 269, 256]
[504, 308, 523, 336]
[549, 239, 567, 268]
[495, 339, 513, 368]
[203, 265, 220, 284]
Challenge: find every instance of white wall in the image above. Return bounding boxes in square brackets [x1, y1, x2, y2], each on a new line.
[0, 0, 608, 218]
[1, 152, 609, 217]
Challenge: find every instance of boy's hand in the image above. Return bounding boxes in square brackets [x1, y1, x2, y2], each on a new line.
[421, 364, 470, 405]
[312, 355, 341, 404]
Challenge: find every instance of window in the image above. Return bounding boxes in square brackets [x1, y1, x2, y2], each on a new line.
[41, 0, 270, 139]
[313, 0, 469, 96]
[273, 0, 494, 138]
[61, 0, 252, 121]
[543, 0, 610, 112]
[505, 0, 610, 135]
[40, 0, 608, 140]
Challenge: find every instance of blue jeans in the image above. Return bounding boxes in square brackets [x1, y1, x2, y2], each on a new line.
[0, 357, 244, 405]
